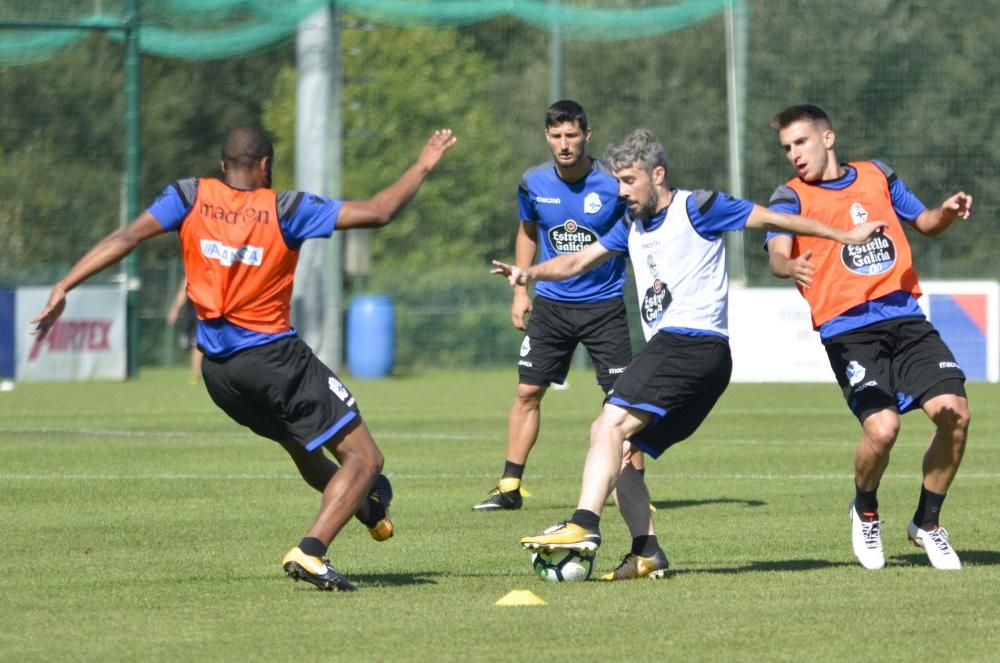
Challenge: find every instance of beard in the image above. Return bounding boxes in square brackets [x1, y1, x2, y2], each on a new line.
[631, 193, 659, 222]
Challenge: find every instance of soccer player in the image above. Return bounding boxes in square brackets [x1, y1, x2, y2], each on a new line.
[492, 128, 885, 579]
[766, 104, 972, 570]
[31, 126, 457, 591]
[474, 100, 635, 512]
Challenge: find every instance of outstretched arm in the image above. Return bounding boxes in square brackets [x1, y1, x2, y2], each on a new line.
[912, 192, 973, 236]
[31, 211, 165, 339]
[492, 240, 614, 287]
[335, 129, 457, 230]
[745, 205, 887, 245]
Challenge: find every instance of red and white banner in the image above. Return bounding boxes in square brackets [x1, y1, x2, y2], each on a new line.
[15, 285, 126, 382]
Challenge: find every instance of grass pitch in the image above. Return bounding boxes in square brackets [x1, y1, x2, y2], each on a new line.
[1, 369, 998, 661]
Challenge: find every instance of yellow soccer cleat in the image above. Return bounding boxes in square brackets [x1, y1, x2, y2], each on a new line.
[599, 550, 670, 581]
[281, 547, 357, 592]
[520, 520, 601, 553]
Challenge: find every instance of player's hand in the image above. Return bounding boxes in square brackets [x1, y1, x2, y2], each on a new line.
[511, 290, 533, 330]
[30, 286, 68, 340]
[416, 129, 457, 172]
[942, 192, 973, 221]
[842, 220, 889, 245]
[491, 260, 531, 288]
[787, 251, 815, 288]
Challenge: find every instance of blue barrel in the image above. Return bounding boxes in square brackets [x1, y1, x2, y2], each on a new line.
[347, 294, 395, 378]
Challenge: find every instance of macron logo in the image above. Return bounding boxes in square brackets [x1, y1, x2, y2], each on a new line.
[535, 196, 561, 204]
[201, 239, 263, 267]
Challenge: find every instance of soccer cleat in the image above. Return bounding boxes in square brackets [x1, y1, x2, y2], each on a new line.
[599, 550, 670, 581]
[473, 485, 523, 511]
[849, 498, 885, 570]
[281, 547, 357, 592]
[908, 521, 962, 570]
[366, 474, 394, 542]
[521, 521, 601, 553]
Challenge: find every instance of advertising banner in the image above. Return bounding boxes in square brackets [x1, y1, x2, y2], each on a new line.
[15, 285, 127, 382]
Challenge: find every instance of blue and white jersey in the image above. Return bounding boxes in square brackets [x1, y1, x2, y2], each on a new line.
[600, 189, 754, 340]
[766, 161, 927, 339]
[518, 159, 627, 303]
[147, 178, 343, 357]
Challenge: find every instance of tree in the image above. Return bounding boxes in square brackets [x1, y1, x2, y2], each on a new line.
[263, 17, 517, 272]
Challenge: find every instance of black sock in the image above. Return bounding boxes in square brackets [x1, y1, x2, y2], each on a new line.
[570, 509, 600, 531]
[913, 486, 946, 528]
[637, 468, 645, 478]
[359, 499, 386, 528]
[298, 536, 327, 558]
[502, 461, 525, 480]
[854, 484, 879, 517]
[631, 535, 660, 557]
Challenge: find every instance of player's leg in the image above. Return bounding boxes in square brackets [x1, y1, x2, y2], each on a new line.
[521, 402, 650, 553]
[475, 297, 575, 511]
[823, 324, 899, 569]
[894, 319, 968, 569]
[575, 297, 641, 504]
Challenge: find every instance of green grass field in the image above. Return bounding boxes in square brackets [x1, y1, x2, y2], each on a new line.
[2, 369, 998, 661]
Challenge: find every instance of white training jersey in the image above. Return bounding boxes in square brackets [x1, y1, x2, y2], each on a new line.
[600, 188, 754, 341]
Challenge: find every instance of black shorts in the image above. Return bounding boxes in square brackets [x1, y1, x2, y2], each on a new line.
[201, 336, 361, 451]
[607, 332, 732, 458]
[822, 316, 967, 421]
[518, 296, 632, 392]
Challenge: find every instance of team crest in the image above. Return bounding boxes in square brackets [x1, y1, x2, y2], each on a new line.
[646, 254, 659, 278]
[520, 336, 531, 357]
[584, 192, 603, 214]
[846, 360, 866, 387]
[641, 278, 671, 328]
[849, 202, 869, 225]
[328, 376, 354, 405]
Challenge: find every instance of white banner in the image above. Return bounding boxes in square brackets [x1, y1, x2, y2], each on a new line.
[728, 282, 999, 383]
[16, 285, 127, 382]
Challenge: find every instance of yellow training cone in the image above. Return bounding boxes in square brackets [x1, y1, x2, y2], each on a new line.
[495, 590, 546, 607]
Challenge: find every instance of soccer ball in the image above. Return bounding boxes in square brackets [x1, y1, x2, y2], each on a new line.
[531, 548, 595, 582]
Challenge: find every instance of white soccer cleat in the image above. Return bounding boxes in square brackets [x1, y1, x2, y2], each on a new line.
[908, 521, 962, 570]
[849, 499, 885, 570]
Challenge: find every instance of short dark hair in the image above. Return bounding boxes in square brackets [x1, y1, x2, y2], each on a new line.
[770, 104, 833, 132]
[221, 126, 274, 170]
[545, 99, 588, 133]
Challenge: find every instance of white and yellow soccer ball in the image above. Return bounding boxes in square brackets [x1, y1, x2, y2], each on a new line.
[531, 548, 595, 582]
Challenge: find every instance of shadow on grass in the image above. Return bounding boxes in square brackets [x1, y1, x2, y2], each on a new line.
[675, 558, 854, 576]
[351, 571, 442, 587]
[535, 496, 766, 513]
[649, 497, 767, 511]
[891, 549, 1000, 567]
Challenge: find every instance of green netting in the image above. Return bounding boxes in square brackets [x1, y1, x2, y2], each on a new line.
[0, 0, 727, 64]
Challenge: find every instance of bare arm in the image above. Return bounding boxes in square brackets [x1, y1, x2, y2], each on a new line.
[767, 234, 816, 288]
[510, 221, 538, 330]
[745, 204, 887, 245]
[31, 211, 165, 339]
[492, 240, 615, 287]
[335, 129, 457, 230]
[911, 192, 973, 236]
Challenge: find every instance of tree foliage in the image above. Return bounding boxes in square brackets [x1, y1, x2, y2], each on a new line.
[263, 17, 517, 272]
